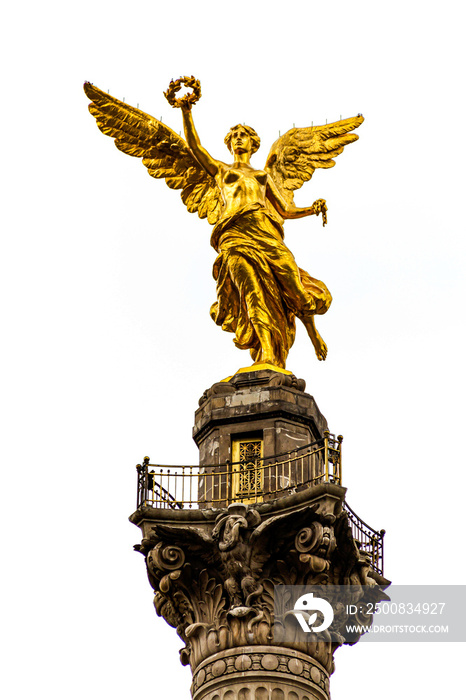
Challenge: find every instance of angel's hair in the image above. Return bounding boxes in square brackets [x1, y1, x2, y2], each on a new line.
[224, 124, 260, 155]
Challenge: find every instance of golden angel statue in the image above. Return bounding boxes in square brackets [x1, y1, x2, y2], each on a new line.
[84, 77, 363, 369]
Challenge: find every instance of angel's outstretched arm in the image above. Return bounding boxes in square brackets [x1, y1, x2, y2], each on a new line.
[266, 176, 320, 220]
[181, 105, 220, 178]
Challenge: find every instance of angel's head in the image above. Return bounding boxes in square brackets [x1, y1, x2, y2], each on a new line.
[225, 124, 260, 157]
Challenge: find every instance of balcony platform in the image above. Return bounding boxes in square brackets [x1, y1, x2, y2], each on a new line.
[130, 367, 386, 575]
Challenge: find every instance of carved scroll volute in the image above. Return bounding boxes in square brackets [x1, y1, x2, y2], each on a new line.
[147, 542, 186, 593]
[295, 522, 336, 573]
[152, 542, 186, 570]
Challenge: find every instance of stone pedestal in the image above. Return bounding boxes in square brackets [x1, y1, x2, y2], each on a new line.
[194, 369, 328, 468]
[193, 370, 331, 506]
[130, 369, 389, 700]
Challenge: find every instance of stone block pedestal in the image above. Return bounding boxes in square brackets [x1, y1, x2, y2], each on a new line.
[130, 368, 389, 700]
[194, 369, 328, 468]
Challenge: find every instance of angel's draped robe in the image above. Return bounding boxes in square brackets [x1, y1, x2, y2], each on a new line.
[210, 203, 332, 368]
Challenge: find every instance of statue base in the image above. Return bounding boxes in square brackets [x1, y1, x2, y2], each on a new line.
[221, 363, 293, 382]
[131, 369, 389, 700]
[194, 368, 328, 474]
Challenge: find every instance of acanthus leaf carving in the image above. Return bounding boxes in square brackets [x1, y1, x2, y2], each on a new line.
[139, 500, 389, 673]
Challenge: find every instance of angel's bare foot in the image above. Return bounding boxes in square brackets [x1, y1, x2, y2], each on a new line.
[302, 316, 328, 361]
[311, 331, 328, 361]
[253, 358, 283, 368]
[254, 357, 273, 365]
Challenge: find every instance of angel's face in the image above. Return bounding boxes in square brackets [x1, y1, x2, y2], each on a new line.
[230, 127, 252, 155]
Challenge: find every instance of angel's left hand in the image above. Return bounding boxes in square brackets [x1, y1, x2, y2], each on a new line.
[313, 199, 328, 227]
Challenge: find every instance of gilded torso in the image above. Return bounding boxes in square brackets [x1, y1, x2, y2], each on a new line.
[216, 163, 269, 220]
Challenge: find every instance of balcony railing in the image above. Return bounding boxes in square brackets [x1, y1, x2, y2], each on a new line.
[136, 432, 342, 510]
[344, 501, 385, 575]
[133, 430, 385, 575]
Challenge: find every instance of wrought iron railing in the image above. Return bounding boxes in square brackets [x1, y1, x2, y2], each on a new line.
[134, 430, 385, 575]
[344, 501, 385, 575]
[136, 432, 342, 510]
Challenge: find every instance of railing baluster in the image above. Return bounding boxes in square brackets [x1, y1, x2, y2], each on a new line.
[337, 434, 343, 484]
[324, 430, 329, 482]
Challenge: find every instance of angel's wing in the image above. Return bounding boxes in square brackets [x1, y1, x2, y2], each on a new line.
[84, 82, 223, 224]
[248, 506, 318, 572]
[265, 115, 364, 205]
[151, 523, 223, 569]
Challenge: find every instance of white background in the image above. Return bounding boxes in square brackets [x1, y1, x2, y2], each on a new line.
[2, 1, 465, 698]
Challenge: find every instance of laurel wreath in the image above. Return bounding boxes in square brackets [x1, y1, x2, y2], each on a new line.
[164, 76, 201, 109]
